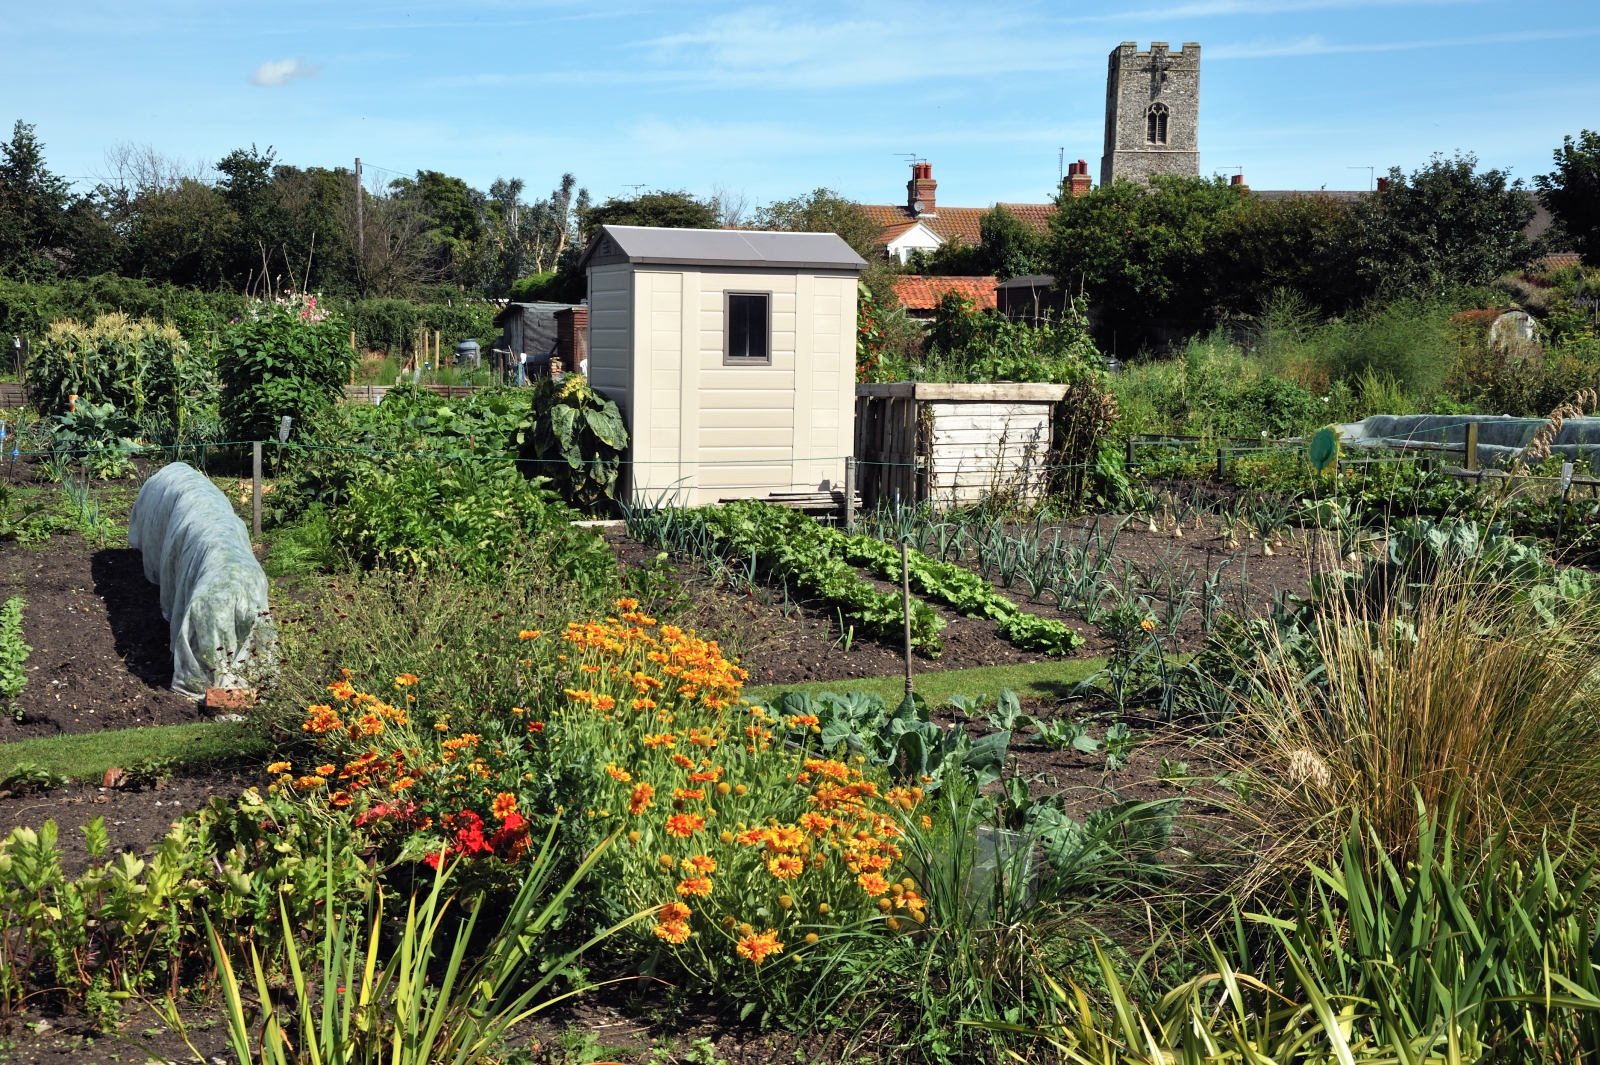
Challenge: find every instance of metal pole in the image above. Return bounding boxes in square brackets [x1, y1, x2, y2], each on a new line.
[1464, 422, 1478, 473]
[901, 542, 914, 699]
[252, 441, 263, 539]
[844, 457, 856, 532]
[1216, 448, 1226, 482]
[354, 158, 364, 280]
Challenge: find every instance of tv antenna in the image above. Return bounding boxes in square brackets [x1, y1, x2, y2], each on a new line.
[1059, 148, 1065, 184]
[1348, 166, 1375, 191]
[623, 183, 647, 195]
[895, 153, 925, 172]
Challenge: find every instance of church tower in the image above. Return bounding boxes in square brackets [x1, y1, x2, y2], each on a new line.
[1100, 41, 1201, 186]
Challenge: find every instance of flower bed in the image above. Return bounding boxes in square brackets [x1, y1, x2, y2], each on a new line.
[275, 599, 927, 1001]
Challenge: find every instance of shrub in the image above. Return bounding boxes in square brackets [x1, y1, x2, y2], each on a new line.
[517, 374, 628, 513]
[1227, 377, 1324, 438]
[218, 294, 355, 442]
[330, 457, 612, 583]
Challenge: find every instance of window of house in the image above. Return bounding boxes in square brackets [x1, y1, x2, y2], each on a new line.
[1146, 104, 1169, 145]
[726, 292, 770, 364]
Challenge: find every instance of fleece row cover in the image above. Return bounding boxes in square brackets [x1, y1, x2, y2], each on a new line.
[128, 462, 276, 699]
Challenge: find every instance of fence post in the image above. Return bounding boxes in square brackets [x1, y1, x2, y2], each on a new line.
[1464, 422, 1479, 472]
[901, 542, 914, 700]
[1216, 448, 1227, 482]
[252, 441, 263, 539]
[844, 457, 856, 532]
[1125, 437, 1135, 469]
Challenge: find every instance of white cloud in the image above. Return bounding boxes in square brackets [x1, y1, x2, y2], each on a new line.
[249, 57, 320, 87]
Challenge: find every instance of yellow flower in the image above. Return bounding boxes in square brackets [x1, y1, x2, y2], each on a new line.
[1140, 618, 1156, 633]
[736, 930, 783, 964]
[491, 793, 518, 820]
[804, 932, 819, 945]
[393, 672, 420, 688]
[266, 761, 292, 775]
[314, 764, 335, 777]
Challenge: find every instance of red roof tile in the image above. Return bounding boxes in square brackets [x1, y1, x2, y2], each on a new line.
[892, 275, 998, 312]
[862, 202, 1053, 247]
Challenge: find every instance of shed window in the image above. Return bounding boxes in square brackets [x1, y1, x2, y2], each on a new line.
[726, 292, 770, 363]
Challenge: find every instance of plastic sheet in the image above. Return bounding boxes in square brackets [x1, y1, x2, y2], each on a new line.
[127, 462, 275, 699]
[1336, 414, 1600, 469]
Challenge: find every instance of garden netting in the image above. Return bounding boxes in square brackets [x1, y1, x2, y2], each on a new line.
[128, 462, 276, 699]
[1336, 414, 1600, 468]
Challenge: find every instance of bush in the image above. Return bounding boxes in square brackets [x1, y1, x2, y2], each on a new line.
[330, 457, 612, 583]
[518, 374, 628, 513]
[1228, 377, 1324, 438]
[218, 294, 355, 442]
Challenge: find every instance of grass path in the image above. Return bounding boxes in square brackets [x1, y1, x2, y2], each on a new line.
[0, 722, 268, 783]
[745, 657, 1106, 707]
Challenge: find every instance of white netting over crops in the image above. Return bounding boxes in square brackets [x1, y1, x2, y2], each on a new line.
[128, 462, 276, 699]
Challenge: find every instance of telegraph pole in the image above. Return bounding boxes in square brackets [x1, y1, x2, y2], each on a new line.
[354, 158, 364, 292]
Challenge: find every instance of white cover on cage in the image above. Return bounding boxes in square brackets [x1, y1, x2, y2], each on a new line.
[127, 462, 275, 699]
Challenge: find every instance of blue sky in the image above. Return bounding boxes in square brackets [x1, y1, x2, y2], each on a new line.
[4, 0, 1597, 210]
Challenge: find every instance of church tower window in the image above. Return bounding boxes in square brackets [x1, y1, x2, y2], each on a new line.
[1146, 103, 1169, 145]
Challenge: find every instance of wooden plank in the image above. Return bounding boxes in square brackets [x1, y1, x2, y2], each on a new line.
[928, 402, 1056, 419]
[856, 382, 1069, 402]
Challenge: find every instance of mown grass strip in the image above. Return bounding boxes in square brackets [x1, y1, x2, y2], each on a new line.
[0, 722, 270, 783]
[746, 657, 1107, 708]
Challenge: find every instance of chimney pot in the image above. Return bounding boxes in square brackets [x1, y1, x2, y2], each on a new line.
[1376, 177, 1389, 193]
[907, 162, 937, 216]
[1230, 174, 1243, 185]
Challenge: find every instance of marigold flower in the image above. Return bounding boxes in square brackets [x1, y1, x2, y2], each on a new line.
[327, 680, 355, 700]
[716, 781, 731, 796]
[676, 875, 713, 897]
[817, 903, 830, 915]
[329, 791, 353, 808]
[293, 775, 327, 791]
[314, 764, 335, 776]
[673, 788, 704, 801]
[629, 782, 655, 816]
[266, 761, 292, 774]
[921, 815, 933, 830]
[805, 932, 819, 945]
[671, 753, 694, 769]
[665, 813, 705, 838]
[642, 733, 676, 748]
[389, 776, 416, 793]
[594, 694, 617, 711]
[736, 930, 783, 964]
[661, 901, 692, 922]
[529, 721, 545, 733]
[683, 854, 717, 874]
[605, 764, 633, 783]
[393, 673, 420, 688]
[518, 629, 543, 640]
[491, 793, 518, 820]
[302, 705, 344, 734]
[768, 855, 804, 880]
[777, 894, 793, 909]
[858, 872, 890, 896]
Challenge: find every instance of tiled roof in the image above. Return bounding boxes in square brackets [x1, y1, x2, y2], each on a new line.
[892, 275, 998, 312]
[862, 203, 1054, 247]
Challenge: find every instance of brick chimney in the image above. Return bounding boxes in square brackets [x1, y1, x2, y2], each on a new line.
[1230, 173, 1249, 194]
[1376, 177, 1390, 193]
[907, 162, 936, 216]
[1066, 159, 1092, 198]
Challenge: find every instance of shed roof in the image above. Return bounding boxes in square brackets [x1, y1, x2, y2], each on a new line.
[577, 225, 867, 273]
[995, 275, 1055, 290]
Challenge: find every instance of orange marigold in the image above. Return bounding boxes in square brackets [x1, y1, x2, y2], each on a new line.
[518, 629, 543, 640]
[303, 706, 344, 734]
[393, 673, 420, 688]
[605, 764, 633, 782]
[629, 782, 655, 816]
[293, 775, 327, 791]
[676, 875, 713, 897]
[768, 855, 804, 880]
[660, 901, 692, 922]
[266, 761, 292, 774]
[673, 788, 705, 801]
[327, 680, 355, 700]
[665, 813, 705, 838]
[858, 872, 890, 896]
[491, 793, 518, 820]
[736, 930, 784, 964]
[314, 764, 335, 776]
[653, 920, 691, 944]
[683, 854, 717, 874]
[642, 733, 676, 748]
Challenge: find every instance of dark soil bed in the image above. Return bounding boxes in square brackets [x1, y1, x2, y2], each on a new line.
[0, 538, 204, 739]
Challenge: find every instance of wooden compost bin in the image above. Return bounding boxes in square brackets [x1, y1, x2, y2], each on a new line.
[854, 382, 1069, 508]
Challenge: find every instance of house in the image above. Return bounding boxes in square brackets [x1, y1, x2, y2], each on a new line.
[861, 161, 1090, 262]
[577, 225, 866, 506]
[891, 275, 998, 321]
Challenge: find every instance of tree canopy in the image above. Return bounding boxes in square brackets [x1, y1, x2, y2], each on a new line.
[1537, 130, 1600, 266]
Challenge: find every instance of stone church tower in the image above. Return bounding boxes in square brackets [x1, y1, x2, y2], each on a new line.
[1100, 41, 1201, 186]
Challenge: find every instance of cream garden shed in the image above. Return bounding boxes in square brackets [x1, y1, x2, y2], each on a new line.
[579, 226, 866, 506]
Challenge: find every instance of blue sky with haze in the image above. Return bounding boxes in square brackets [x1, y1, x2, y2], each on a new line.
[4, 1, 1596, 210]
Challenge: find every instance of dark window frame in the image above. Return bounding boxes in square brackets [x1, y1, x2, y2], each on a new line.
[1146, 103, 1169, 145]
[723, 290, 773, 365]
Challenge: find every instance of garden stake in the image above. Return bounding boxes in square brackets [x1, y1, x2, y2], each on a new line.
[901, 541, 913, 699]
[844, 457, 856, 532]
[252, 441, 262, 539]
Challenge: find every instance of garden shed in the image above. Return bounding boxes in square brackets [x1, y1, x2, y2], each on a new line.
[854, 382, 1069, 507]
[579, 225, 866, 505]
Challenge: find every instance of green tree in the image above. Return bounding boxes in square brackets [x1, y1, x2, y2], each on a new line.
[218, 297, 356, 441]
[579, 189, 718, 238]
[906, 204, 1049, 280]
[754, 188, 881, 259]
[1344, 153, 1534, 297]
[1203, 194, 1357, 315]
[1048, 176, 1245, 346]
[1536, 130, 1600, 266]
[0, 122, 72, 280]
